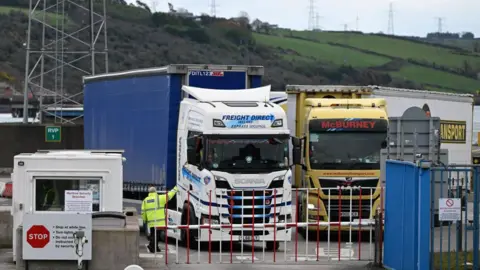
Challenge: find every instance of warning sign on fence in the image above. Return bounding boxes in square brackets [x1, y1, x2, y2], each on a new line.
[439, 198, 461, 221]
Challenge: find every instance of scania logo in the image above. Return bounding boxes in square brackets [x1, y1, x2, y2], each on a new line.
[234, 178, 265, 185]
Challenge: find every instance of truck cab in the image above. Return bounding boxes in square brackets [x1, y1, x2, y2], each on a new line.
[168, 85, 301, 249]
[285, 85, 388, 232]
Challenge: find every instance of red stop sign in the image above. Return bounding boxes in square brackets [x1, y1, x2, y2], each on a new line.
[26, 225, 50, 248]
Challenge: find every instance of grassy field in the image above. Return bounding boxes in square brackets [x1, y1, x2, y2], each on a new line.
[255, 30, 480, 93]
[275, 30, 480, 70]
[391, 64, 480, 92]
[433, 251, 475, 270]
[254, 33, 391, 67]
[0, 6, 68, 25]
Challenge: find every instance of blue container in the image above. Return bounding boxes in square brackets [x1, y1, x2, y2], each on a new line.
[83, 64, 264, 191]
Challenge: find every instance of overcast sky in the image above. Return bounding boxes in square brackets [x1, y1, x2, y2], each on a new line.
[127, 0, 478, 37]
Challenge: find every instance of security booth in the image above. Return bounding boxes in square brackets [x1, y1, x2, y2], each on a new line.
[11, 150, 125, 263]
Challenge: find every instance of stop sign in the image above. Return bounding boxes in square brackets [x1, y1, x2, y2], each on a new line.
[26, 225, 50, 248]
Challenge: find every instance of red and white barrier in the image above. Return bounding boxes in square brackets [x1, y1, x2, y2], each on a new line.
[146, 186, 385, 265]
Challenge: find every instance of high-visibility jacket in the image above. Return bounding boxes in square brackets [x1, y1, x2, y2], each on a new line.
[141, 186, 178, 228]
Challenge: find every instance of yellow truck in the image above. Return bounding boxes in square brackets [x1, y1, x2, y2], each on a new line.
[279, 85, 388, 233]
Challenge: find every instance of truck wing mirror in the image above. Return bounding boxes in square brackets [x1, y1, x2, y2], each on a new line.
[291, 137, 301, 148]
[381, 140, 387, 149]
[187, 148, 197, 164]
[292, 146, 302, 165]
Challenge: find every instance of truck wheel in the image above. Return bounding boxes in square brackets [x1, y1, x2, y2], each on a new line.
[181, 203, 199, 249]
[266, 241, 280, 251]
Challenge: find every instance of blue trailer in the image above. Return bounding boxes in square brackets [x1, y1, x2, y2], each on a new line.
[83, 64, 264, 199]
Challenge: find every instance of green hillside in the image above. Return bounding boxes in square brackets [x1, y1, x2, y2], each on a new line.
[255, 30, 480, 93]
[0, 1, 479, 95]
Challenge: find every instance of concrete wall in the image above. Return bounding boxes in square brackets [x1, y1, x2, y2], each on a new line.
[0, 124, 83, 171]
[0, 207, 13, 248]
[15, 215, 139, 270]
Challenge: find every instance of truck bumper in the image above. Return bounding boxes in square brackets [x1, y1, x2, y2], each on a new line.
[198, 227, 293, 242]
[305, 219, 376, 232]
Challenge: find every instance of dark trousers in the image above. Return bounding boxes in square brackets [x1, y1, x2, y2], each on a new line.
[148, 227, 162, 251]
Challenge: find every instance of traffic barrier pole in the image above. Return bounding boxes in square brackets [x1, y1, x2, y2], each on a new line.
[187, 191, 190, 264]
[262, 189, 266, 262]
[295, 188, 298, 262]
[252, 189, 255, 263]
[317, 187, 320, 261]
[241, 191, 244, 262]
[327, 189, 331, 260]
[369, 190, 374, 260]
[273, 188, 277, 263]
[359, 187, 362, 260]
[197, 200, 201, 264]
[230, 195, 233, 264]
[379, 185, 384, 264]
[208, 191, 212, 264]
[165, 192, 169, 265]
[338, 187, 342, 261]
[305, 188, 309, 261]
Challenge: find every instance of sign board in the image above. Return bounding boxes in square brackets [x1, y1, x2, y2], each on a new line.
[23, 213, 92, 260]
[439, 198, 461, 221]
[64, 190, 93, 213]
[45, 126, 61, 142]
[221, 114, 276, 129]
[440, 120, 466, 144]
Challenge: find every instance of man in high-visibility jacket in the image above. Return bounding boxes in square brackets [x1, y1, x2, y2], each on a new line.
[141, 186, 178, 253]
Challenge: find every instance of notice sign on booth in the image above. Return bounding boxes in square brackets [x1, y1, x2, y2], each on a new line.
[65, 190, 93, 213]
[439, 198, 461, 221]
[23, 213, 92, 260]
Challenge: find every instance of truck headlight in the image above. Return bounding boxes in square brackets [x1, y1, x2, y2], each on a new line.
[214, 175, 227, 181]
[272, 175, 284, 181]
[307, 204, 315, 210]
[271, 119, 283, 127]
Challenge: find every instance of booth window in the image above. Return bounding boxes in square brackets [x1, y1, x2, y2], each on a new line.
[35, 178, 101, 212]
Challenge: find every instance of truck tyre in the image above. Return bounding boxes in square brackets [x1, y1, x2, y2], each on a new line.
[181, 203, 199, 249]
[266, 241, 280, 251]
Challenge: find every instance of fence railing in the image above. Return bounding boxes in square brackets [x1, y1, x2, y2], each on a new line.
[144, 186, 385, 265]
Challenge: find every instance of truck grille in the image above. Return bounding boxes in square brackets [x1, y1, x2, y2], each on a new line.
[319, 178, 379, 196]
[322, 199, 372, 222]
[226, 190, 273, 224]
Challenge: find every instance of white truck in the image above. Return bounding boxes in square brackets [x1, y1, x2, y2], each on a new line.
[169, 85, 299, 249]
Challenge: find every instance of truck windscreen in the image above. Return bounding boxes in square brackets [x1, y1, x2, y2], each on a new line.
[205, 135, 289, 173]
[308, 118, 388, 170]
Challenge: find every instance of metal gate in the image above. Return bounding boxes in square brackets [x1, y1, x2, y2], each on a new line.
[430, 165, 480, 270]
[139, 187, 384, 266]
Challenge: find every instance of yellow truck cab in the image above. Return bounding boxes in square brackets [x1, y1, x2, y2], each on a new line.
[285, 85, 388, 233]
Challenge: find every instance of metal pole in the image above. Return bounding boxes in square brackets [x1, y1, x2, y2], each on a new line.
[103, 0, 109, 73]
[90, 0, 95, 75]
[39, 0, 47, 124]
[22, 0, 34, 123]
[456, 183, 463, 252]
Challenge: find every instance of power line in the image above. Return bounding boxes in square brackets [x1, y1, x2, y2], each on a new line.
[308, 0, 316, 30]
[210, 0, 217, 17]
[387, 2, 394, 35]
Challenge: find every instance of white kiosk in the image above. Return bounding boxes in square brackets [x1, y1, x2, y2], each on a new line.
[11, 150, 125, 263]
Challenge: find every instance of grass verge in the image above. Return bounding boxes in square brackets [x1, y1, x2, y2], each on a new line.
[434, 251, 476, 270]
